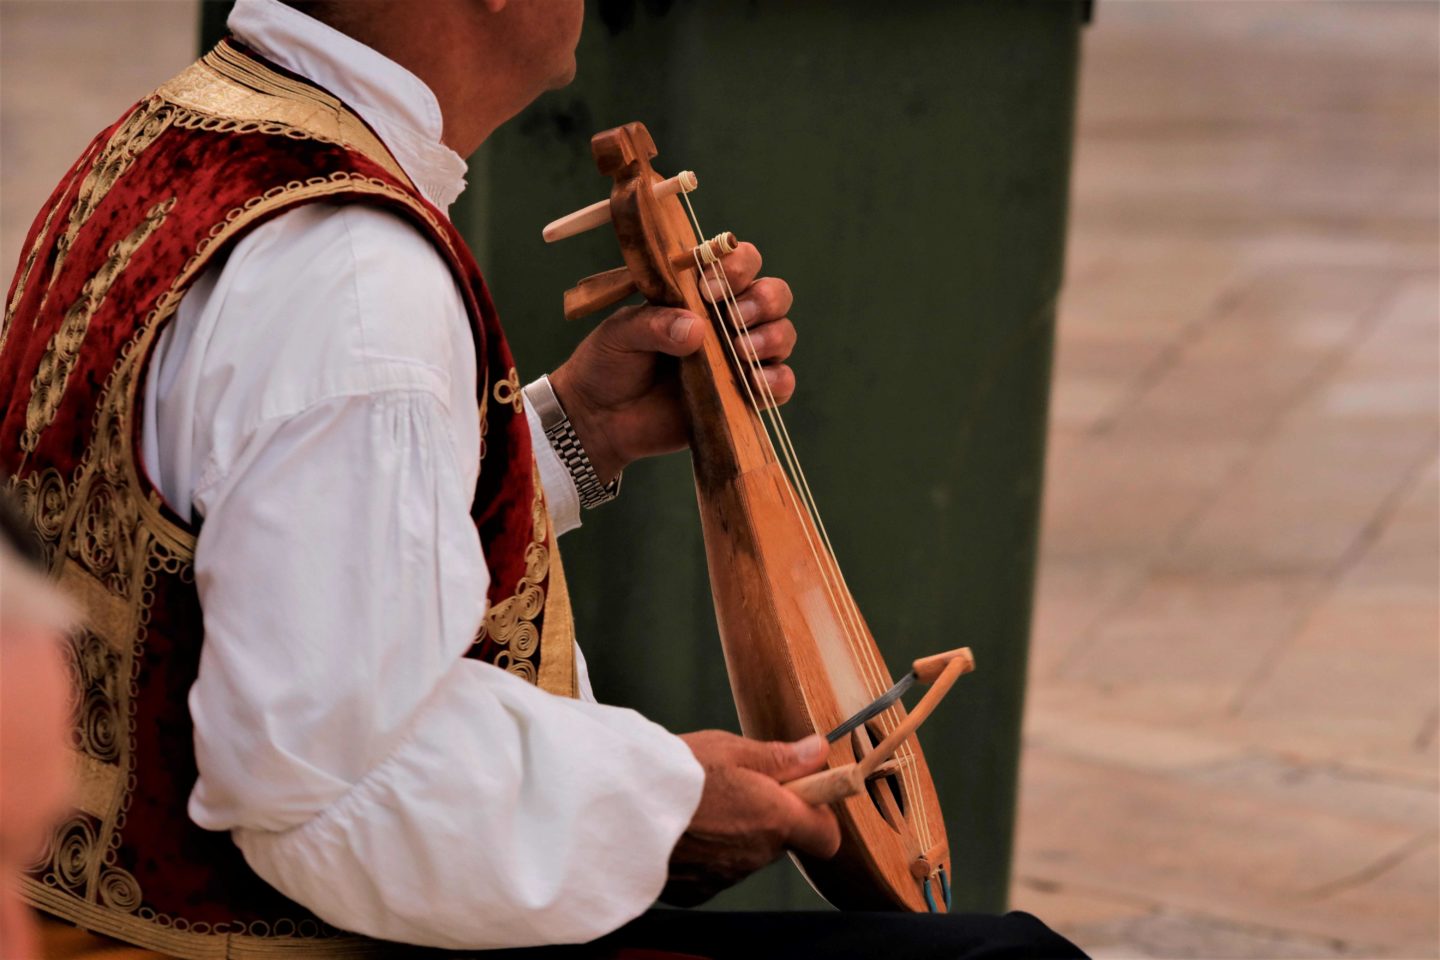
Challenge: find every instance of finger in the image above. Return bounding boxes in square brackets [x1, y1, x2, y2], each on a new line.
[733, 734, 829, 781]
[731, 277, 793, 329]
[601, 304, 705, 358]
[701, 241, 762, 301]
[750, 364, 796, 407]
[783, 799, 842, 859]
[733, 318, 796, 363]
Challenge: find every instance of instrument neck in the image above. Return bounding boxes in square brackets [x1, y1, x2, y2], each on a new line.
[679, 284, 778, 488]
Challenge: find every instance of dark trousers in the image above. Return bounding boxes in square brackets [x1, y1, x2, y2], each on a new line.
[478, 909, 1088, 960]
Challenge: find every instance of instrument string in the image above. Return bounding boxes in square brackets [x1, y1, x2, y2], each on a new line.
[677, 192, 881, 695]
[675, 191, 935, 855]
[707, 252, 933, 856]
[696, 255, 934, 857]
[680, 239, 861, 688]
[677, 189, 934, 858]
[699, 256, 933, 854]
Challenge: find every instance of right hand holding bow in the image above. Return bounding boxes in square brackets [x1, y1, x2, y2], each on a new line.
[661, 730, 841, 906]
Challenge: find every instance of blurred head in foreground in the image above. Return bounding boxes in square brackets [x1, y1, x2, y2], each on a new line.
[0, 497, 75, 959]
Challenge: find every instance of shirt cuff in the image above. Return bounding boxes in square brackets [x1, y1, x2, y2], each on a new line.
[524, 387, 581, 537]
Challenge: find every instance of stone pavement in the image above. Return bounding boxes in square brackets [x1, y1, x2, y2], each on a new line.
[1009, 4, 1439, 958]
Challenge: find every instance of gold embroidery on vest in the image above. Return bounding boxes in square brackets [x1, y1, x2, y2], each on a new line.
[492, 366, 523, 413]
[21, 198, 176, 455]
[9, 357, 170, 930]
[2, 167, 76, 356]
[479, 390, 490, 466]
[10, 175, 452, 959]
[155, 44, 411, 188]
[471, 472, 575, 697]
[6, 141, 96, 323]
[479, 468, 551, 684]
[4, 96, 170, 355]
[9, 45, 486, 944]
[536, 517, 578, 697]
[52, 99, 176, 280]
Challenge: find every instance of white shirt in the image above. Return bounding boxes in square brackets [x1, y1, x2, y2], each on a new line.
[139, 0, 704, 948]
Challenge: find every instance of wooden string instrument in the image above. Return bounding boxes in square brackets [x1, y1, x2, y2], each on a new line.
[544, 122, 974, 912]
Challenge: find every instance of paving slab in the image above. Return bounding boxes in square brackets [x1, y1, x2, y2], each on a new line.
[1055, 571, 1329, 724]
[1015, 746, 1436, 951]
[1027, 558, 1145, 679]
[1076, 908, 1393, 960]
[1017, 3, 1439, 956]
[1041, 433, 1251, 562]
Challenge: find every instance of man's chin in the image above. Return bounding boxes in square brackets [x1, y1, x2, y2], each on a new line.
[548, 59, 578, 91]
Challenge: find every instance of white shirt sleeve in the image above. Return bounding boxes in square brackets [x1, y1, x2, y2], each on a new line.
[147, 203, 702, 948]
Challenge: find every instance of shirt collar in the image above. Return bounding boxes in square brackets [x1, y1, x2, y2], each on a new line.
[227, 0, 469, 212]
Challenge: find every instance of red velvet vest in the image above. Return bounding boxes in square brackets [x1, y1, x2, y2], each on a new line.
[0, 41, 576, 957]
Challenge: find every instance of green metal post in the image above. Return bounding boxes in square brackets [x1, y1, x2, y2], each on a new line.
[199, 0, 230, 51]
[471, 1, 1082, 912]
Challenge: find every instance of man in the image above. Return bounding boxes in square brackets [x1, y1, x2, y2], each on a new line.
[0, 1, 1084, 956]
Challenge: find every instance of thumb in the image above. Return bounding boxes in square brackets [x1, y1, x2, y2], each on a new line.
[734, 734, 830, 782]
[599, 305, 705, 358]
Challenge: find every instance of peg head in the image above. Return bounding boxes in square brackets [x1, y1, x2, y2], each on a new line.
[593, 122, 658, 178]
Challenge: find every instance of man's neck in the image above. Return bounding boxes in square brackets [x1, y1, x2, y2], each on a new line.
[286, 0, 544, 158]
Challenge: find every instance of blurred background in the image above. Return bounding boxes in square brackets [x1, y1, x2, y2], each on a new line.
[2, 2, 1436, 958]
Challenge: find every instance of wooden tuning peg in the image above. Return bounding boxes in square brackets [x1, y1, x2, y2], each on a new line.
[561, 234, 739, 322]
[672, 232, 737, 272]
[563, 266, 636, 322]
[543, 170, 698, 243]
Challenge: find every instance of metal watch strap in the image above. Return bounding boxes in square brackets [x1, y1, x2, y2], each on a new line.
[523, 375, 621, 509]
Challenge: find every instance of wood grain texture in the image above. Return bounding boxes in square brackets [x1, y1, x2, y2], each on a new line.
[585, 122, 954, 911]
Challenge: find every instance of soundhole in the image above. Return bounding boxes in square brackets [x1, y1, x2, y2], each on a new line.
[855, 722, 906, 832]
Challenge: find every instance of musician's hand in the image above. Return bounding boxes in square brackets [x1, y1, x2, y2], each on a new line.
[661, 730, 840, 908]
[548, 242, 796, 483]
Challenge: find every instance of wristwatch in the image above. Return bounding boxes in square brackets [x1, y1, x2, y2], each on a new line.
[523, 375, 621, 509]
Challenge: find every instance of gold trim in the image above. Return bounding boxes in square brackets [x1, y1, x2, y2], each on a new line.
[57, 558, 133, 653]
[52, 99, 177, 281]
[119, 170, 460, 550]
[475, 467, 577, 696]
[4, 97, 173, 390]
[492, 366, 523, 413]
[71, 752, 122, 821]
[19, 174, 453, 957]
[2, 155, 79, 355]
[536, 520, 578, 697]
[88, 167, 462, 566]
[22, 199, 176, 453]
[156, 47, 410, 188]
[22, 879, 386, 959]
[478, 392, 490, 466]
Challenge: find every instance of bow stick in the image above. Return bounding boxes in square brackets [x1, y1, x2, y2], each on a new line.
[786, 647, 974, 806]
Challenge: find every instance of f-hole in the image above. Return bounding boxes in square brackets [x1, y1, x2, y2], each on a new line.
[853, 722, 906, 832]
